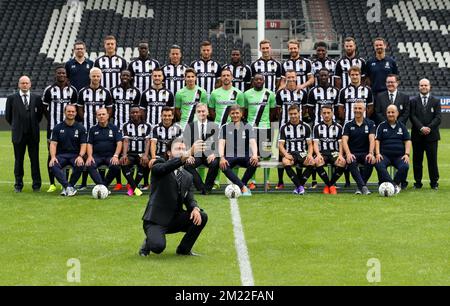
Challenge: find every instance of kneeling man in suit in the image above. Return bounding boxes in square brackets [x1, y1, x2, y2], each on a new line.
[140, 137, 207, 256]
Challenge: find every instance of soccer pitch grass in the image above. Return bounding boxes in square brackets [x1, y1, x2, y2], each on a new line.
[0, 131, 449, 286]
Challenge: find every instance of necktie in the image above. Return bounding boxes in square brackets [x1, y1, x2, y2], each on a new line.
[23, 95, 29, 110]
[175, 168, 183, 190]
[422, 96, 427, 107]
[389, 93, 394, 104]
[201, 123, 206, 141]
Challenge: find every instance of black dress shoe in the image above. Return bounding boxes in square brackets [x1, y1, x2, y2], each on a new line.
[176, 250, 201, 256]
[139, 239, 150, 257]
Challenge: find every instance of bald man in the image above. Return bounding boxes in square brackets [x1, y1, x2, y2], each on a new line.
[410, 79, 441, 190]
[375, 104, 411, 194]
[5, 76, 44, 192]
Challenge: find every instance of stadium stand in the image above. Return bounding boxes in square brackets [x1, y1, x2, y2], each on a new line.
[0, 0, 448, 97]
[327, 0, 450, 95]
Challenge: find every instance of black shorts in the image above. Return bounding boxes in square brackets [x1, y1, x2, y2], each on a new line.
[321, 151, 339, 164]
[127, 154, 143, 166]
[291, 151, 309, 165]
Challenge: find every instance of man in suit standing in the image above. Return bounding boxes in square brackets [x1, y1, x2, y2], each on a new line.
[5, 76, 43, 192]
[183, 103, 220, 194]
[140, 137, 207, 256]
[375, 74, 410, 125]
[410, 79, 441, 190]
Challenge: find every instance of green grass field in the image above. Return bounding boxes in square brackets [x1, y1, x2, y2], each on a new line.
[0, 130, 449, 286]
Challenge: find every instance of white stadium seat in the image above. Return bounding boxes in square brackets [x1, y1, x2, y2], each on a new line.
[398, 42, 407, 53]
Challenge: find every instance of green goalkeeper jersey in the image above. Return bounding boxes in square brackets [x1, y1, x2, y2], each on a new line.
[208, 87, 245, 126]
[244, 88, 276, 129]
[175, 85, 208, 129]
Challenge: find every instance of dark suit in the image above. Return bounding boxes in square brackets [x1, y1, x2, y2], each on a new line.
[142, 157, 208, 254]
[5, 92, 43, 190]
[375, 91, 410, 125]
[410, 95, 441, 188]
[183, 121, 220, 192]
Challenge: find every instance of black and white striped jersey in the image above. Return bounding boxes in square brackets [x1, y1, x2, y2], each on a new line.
[140, 87, 174, 127]
[222, 63, 252, 92]
[313, 121, 342, 152]
[335, 56, 366, 88]
[279, 122, 312, 153]
[281, 57, 313, 86]
[127, 57, 160, 93]
[311, 57, 337, 86]
[190, 59, 222, 94]
[121, 121, 152, 154]
[77, 86, 112, 130]
[151, 122, 182, 156]
[276, 88, 308, 127]
[251, 57, 282, 92]
[306, 85, 339, 125]
[162, 63, 188, 95]
[338, 84, 374, 123]
[42, 84, 78, 133]
[94, 54, 128, 90]
[110, 85, 141, 129]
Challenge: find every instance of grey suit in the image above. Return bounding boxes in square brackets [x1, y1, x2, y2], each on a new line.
[182, 121, 220, 192]
[142, 157, 208, 254]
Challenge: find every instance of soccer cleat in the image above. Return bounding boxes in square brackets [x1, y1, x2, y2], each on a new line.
[127, 188, 134, 197]
[361, 186, 371, 195]
[47, 184, 57, 193]
[212, 182, 221, 190]
[310, 181, 318, 189]
[60, 188, 67, 196]
[292, 187, 299, 195]
[113, 183, 123, 191]
[66, 186, 77, 197]
[275, 183, 284, 190]
[248, 182, 256, 190]
[241, 187, 252, 196]
[140, 184, 150, 191]
[329, 186, 337, 194]
[297, 186, 305, 195]
[355, 189, 362, 195]
[126, 184, 131, 190]
[323, 185, 330, 194]
[76, 184, 87, 191]
[134, 188, 143, 197]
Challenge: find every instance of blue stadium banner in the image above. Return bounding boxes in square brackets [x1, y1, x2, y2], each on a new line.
[438, 96, 450, 113]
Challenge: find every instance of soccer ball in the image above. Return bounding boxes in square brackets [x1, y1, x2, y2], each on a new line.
[378, 182, 396, 197]
[92, 184, 109, 199]
[225, 184, 241, 199]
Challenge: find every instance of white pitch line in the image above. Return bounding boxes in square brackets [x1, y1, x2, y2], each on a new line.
[229, 197, 254, 286]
